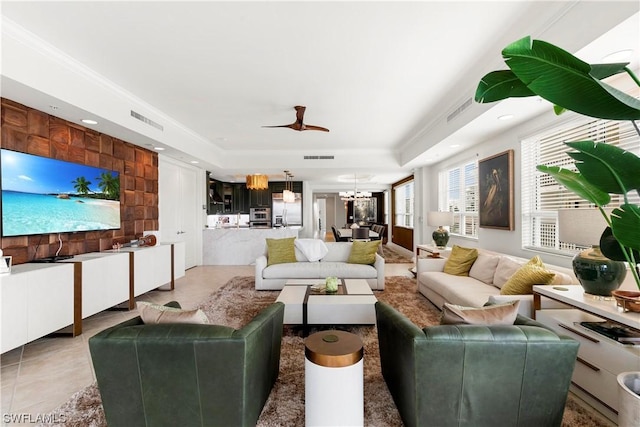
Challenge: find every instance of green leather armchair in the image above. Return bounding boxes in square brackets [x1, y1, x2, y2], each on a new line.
[89, 301, 285, 427]
[375, 301, 579, 427]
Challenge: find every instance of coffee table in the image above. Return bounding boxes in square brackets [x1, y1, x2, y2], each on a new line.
[276, 279, 377, 326]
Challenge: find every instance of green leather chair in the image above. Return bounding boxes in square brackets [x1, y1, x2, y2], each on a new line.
[89, 301, 285, 427]
[375, 301, 579, 427]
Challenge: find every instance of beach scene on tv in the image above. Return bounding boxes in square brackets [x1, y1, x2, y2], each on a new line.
[1, 149, 121, 237]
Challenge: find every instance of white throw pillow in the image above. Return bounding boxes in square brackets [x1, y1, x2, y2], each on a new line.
[136, 301, 209, 324]
[492, 257, 525, 289]
[468, 253, 501, 284]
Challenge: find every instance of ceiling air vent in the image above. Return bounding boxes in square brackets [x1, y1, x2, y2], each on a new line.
[304, 155, 335, 160]
[131, 110, 164, 131]
[446, 98, 473, 123]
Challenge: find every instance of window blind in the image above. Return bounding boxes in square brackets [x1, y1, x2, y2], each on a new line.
[438, 161, 478, 238]
[522, 117, 640, 253]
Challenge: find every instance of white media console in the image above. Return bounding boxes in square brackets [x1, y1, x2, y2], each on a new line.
[0, 242, 185, 353]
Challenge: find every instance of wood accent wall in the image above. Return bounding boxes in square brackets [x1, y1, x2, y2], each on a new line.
[0, 98, 159, 265]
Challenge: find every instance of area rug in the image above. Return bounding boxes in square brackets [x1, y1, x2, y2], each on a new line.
[42, 276, 607, 427]
[381, 245, 414, 263]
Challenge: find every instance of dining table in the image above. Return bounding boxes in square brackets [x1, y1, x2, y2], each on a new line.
[336, 228, 379, 240]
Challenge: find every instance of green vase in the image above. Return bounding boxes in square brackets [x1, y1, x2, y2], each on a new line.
[432, 227, 449, 249]
[572, 246, 627, 296]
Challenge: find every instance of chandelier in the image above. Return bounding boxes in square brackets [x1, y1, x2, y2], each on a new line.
[283, 170, 295, 203]
[246, 174, 268, 190]
[340, 174, 371, 202]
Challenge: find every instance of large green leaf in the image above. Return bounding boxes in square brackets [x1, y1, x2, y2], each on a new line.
[475, 70, 536, 102]
[566, 141, 640, 194]
[535, 165, 610, 206]
[501, 36, 640, 120]
[599, 227, 640, 262]
[611, 204, 640, 252]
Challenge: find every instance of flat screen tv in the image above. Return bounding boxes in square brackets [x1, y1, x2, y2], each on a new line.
[1, 149, 121, 237]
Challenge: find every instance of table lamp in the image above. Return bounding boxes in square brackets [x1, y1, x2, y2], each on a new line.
[427, 211, 454, 249]
[557, 208, 626, 296]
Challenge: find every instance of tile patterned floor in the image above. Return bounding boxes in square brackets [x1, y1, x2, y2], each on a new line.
[1, 259, 414, 423]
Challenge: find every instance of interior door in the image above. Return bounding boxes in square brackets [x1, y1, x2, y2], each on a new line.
[159, 158, 201, 269]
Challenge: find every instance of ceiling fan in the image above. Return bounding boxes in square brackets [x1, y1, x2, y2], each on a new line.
[263, 106, 329, 132]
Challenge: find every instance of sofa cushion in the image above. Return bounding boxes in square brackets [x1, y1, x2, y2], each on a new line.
[294, 239, 329, 262]
[421, 271, 499, 308]
[443, 245, 478, 276]
[550, 270, 575, 285]
[136, 301, 209, 325]
[347, 240, 381, 265]
[263, 262, 322, 279]
[322, 242, 353, 262]
[468, 252, 501, 284]
[493, 256, 525, 288]
[320, 262, 377, 278]
[500, 256, 556, 295]
[266, 237, 297, 266]
[440, 300, 520, 325]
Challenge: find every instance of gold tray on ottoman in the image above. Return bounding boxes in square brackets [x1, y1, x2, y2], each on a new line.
[612, 290, 640, 313]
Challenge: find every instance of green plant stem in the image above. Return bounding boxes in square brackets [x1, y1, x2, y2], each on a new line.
[624, 66, 640, 88]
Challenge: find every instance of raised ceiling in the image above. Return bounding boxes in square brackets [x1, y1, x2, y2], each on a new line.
[1, 1, 638, 191]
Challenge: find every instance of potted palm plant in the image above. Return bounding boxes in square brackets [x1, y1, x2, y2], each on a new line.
[475, 35, 640, 424]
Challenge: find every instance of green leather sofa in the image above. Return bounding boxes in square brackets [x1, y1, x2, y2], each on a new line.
[375, 301, 579, 427]
[89, 301, 285, 427]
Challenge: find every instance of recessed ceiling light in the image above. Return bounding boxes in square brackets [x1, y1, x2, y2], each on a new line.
[154, 146, 165, 151]
[498, 114, 514, 121]
[450, 144, 460, 148]
[602, 49, 633, 63]
[81, 119, 98, 125]
[190, 160, 199, 164]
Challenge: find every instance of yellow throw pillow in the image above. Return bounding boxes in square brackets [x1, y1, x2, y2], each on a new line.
[347, 240, 381, 265]
[500, 256, 556, 295]
[266, 237, 297, 266]
[443, 245, 478, 276]
[137, 301, 209, 324]
[440, 300, 520, 325]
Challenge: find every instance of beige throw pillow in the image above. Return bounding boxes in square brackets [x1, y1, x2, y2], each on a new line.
[443, 245, 478, 276]
[492, 257, 525, 288]
[440, 300, 520, 325]
[468, 253, 501, 284]
[499, 256, 556, 295]
[137, 301, 209, 325]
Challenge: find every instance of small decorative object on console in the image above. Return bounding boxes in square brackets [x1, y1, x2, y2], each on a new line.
[612, 290, 640, 313]
[325, 276, 339, 293]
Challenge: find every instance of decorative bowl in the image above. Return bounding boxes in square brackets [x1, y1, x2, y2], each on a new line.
[611, 290, 640, 313]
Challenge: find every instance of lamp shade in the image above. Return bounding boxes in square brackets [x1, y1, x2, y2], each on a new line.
[246, 174, 268, 190]
[557, 208, 611, 246]
[427, 211, 454, 227]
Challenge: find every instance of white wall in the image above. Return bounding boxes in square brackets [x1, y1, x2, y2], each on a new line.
[417, 108, 584, 269]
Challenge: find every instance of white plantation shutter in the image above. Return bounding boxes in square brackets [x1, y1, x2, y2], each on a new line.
[522, 117, 640, 253]
[438, 160, 478, 238]
[394, 180, 414, 228]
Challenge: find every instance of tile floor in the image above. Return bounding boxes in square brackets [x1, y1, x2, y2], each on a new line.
[1, 250, 415, 423]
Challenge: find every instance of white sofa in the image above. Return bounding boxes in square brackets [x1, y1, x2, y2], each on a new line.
[255, 241, 385, 290]
[416, 248, 578, 317]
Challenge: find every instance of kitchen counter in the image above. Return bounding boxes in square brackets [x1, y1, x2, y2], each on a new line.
[203, 227, 299, 265]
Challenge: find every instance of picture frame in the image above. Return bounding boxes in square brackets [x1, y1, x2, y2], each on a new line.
[478, 149, 514, 230]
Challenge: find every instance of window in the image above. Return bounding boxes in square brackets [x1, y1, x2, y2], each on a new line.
[394, 180, 414, 228]
[438, 161, 479, 238]
[522, 117, 640, 253]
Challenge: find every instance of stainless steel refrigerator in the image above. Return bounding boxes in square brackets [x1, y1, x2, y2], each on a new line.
[272, 192, 302, 227]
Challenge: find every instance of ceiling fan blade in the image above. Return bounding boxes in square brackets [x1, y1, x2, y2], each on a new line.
[303, 124, 330, 132]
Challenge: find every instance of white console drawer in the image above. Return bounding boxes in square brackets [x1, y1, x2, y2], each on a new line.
[573, 358, 619, 411]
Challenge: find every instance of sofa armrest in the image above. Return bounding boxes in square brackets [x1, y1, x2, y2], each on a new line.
[374, 253, 385, 290]
[416, 257, 446, 274]
[255, 255, 268, 289]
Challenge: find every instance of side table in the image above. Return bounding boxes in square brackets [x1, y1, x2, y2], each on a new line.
[304, 330, 364, 426]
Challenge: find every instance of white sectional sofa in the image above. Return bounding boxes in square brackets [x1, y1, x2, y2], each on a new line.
[416, 248, 578, 317]
[255, 241, 385, 290]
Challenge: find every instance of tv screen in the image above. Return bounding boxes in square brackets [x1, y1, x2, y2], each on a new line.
[1, 149, 121, 237]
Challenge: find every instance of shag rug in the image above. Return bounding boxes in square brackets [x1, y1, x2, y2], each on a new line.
[381, 245, 413, 263]
[42, 276, 607, 427]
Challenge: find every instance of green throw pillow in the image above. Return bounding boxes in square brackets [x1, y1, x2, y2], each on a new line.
[500, 256, 556, 295]
[443, 245, 478, 276]
[347, 240, 381, 265]
[266, 237, 297, 266]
